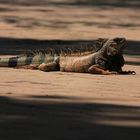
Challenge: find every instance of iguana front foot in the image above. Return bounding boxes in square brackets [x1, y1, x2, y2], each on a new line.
[118, 70, 136, 75]
[88, 65, 118, 75]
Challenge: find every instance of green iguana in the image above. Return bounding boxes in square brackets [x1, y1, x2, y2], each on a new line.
[0, 37, 136, 75]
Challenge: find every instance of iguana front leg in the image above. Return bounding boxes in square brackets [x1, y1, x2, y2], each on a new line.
[39, 62, 59, 72]
[88, 65, 117, 75]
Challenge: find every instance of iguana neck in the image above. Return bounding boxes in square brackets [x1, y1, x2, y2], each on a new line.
[96, 44, 108, 58]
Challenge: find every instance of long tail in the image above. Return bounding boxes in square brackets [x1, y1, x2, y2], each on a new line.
[0, 49, 58, 68]
[0, 55, 32, 67]
[0, 56, 18, 67]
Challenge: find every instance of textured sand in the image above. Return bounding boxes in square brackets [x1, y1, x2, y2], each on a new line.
[0, 65, 140, 140]
[0, 1, 140, 140]
[0, 2, 139, 40]
[0, 65, 140, 106]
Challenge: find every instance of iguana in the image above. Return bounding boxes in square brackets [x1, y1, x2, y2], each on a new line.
[0, 37, 136, 75]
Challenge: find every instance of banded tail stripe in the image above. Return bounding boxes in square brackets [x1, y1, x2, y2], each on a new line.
[8, 57, 18, 67]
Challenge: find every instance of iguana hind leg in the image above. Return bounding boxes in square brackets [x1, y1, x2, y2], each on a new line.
[39, 62, 59, 72]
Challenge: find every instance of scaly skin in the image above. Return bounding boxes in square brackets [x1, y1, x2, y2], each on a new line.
[0, 38, 136, 75]
[58, 38, 135, 75]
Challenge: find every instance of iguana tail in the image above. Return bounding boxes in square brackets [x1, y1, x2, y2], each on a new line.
[0, 55, 32, 67]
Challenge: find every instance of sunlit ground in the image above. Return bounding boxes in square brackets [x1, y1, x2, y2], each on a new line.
[0, 0, 139, 40]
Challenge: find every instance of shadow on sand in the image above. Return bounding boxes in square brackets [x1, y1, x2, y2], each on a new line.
[0, 37, 140, 55]
[0, 96, 140, 140]
[0, 0, 140, 8]
[0, 37, 139, 65]
[0, 37, 100, 55]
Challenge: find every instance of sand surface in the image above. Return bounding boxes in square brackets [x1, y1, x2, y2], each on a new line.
[0, 65, 140, 105]
[0, 65, 140, 140]
[0, 1, 139, 40]
[0, 1, 140, 140]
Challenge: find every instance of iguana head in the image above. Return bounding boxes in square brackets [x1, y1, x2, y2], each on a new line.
[103, 37, 127, 56]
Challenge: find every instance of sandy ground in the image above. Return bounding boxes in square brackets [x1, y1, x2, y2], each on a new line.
[0, 65, 140, 105]
[0, 1, 140, 140]
[0, 65, 140, 140]
[0, 2, 139, 40]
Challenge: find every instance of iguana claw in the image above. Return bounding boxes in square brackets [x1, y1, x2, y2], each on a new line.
[128, 70, 136, 75]
[119, 70, 136, 75]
